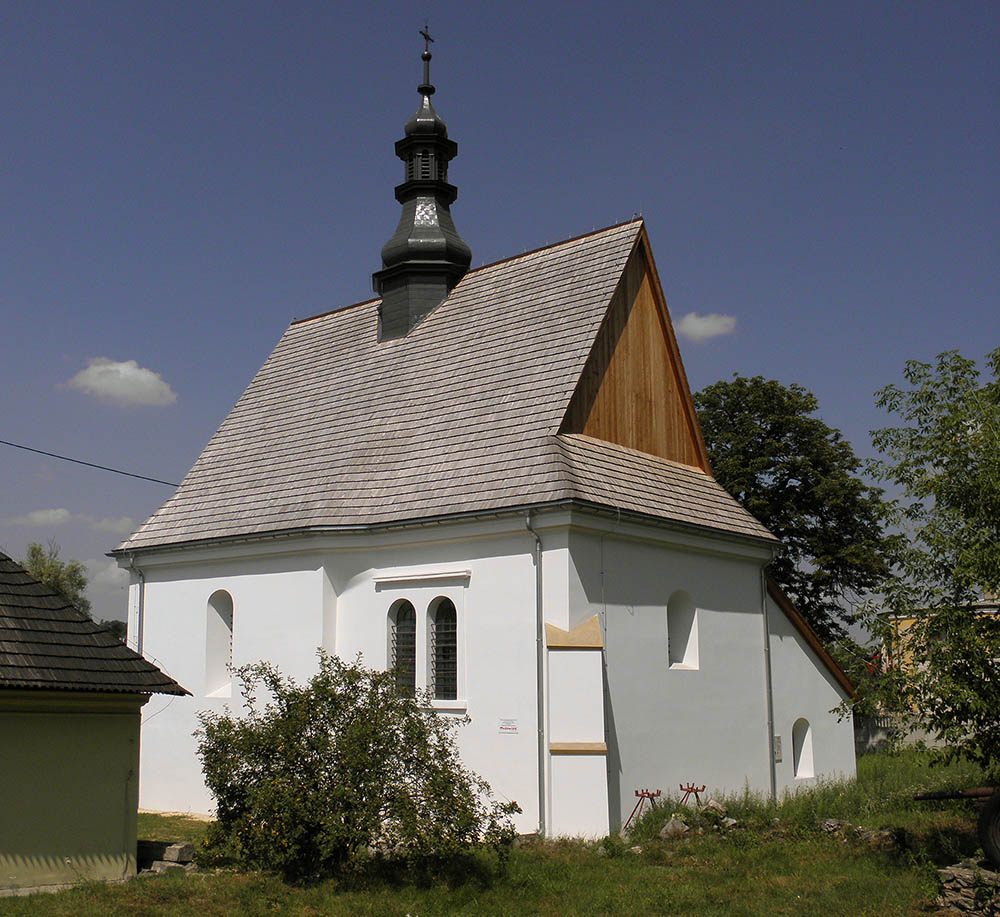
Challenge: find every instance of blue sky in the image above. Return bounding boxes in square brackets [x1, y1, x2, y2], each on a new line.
[1, 1, 997, 620]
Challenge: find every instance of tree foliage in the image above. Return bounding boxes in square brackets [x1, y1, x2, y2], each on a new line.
[196, 652, 520, 883]
[861, 348, 1000, 780]
[22, 539, 92, 618]
[694, 376, 890, 643]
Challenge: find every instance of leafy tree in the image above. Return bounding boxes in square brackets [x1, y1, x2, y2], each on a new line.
[695, 376, 891, 643]
[22, 539, 92, 618]
[861, 348, 1000, 780]
[196, 651, 519, 883]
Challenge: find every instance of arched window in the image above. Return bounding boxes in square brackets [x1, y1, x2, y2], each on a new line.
[390, 600, 417, 697]
[205, 590, 233, 697]
[431, 597, 458, 700]
[667, 590, 699, 669]
[792, 718, 814, 779]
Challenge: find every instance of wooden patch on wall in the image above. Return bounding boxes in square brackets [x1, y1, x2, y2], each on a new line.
[560, 231, 710, 471]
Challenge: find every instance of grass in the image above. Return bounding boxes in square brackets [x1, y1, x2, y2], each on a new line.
[1, 747, 988, 916]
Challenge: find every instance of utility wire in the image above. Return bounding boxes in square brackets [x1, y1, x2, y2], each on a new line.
[0, 439, 179, 487]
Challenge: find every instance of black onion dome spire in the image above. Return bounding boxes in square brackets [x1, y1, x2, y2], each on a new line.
[373, 28, 472, 341]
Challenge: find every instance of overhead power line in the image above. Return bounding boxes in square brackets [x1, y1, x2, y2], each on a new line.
[1, 439, 179, 488]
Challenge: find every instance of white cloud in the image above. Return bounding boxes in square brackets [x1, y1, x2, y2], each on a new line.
[5, 509, 135, 536]
[84, 558, 130, 622]
[90, 516, 136, 535]
[8, 507, 74, 526]
[675, 312, 737, 342]
[68, 357, 177, 406]
[85, 558, 130, 590]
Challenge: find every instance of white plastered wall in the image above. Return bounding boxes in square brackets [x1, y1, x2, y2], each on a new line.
[131, 553, 327, 814]
[548, 647, 609, 836]
[569, 525, 776, 828]
[767, 594, 856, 792]
[127, 519, 543, 832]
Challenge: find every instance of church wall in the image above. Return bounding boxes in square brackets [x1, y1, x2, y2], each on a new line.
[130, 523, 545, 832]
[133, 554, 327, 814]
[323, 528, 543, 835]
[767, 594, 856, 792]
[569, 530, 774, 828]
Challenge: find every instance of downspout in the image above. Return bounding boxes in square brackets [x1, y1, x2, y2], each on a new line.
[525, 510, 546, 837]
[127, 553, 145, 656]
[760, 563, 777, 803]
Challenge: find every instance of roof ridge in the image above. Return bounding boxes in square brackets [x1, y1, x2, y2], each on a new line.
[288, 218, 644, 328]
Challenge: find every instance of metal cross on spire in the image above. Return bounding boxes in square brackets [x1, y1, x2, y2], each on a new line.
[418, 23, 435, 94]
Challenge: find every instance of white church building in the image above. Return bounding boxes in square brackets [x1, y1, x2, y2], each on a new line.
[113, 43, 856, 837]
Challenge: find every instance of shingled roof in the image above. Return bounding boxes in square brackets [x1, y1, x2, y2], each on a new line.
[117, 220, 773, 552]
[0, 552, 187, 695]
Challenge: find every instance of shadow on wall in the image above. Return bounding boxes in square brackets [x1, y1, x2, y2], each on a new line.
[0, 851, 133, 895]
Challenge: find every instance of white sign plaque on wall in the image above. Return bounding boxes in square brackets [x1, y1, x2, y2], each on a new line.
[774, 735, 783, 763]
[499, 718, 518, 735]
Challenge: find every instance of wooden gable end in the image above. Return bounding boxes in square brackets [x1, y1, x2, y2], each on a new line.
[560, 230, 711, 472]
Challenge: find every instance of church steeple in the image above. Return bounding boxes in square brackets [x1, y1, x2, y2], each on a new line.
[372, 29, 472, 340]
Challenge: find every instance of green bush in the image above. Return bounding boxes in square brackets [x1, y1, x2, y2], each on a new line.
[196, 651, 519, 883]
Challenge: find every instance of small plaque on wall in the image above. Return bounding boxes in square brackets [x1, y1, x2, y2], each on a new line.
[774, 735, 783, 763]
[499, 718, 518, 735]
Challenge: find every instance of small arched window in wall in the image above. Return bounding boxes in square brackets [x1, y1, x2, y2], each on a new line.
[390, 600, 417, 697]
[430, 597, 458, 700]
[667, 590, 699, 669]
[792, 717, 814, 779]
[205, 590, 233, 697]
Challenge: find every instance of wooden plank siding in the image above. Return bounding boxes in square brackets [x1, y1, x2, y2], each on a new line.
[560, 231, 712, 472]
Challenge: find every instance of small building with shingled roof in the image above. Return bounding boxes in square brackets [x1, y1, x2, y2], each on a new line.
[0, 551, 186, 894]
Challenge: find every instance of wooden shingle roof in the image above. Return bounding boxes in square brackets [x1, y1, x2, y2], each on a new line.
[118, 220, 773, 552]
[0, 553, 187, 695]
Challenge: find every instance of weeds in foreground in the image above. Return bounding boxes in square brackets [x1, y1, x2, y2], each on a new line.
[1, 748, 987, 916]
[627, 745, 985, 863]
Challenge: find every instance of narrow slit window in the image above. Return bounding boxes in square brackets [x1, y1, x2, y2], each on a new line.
[391, 601, 417, 697]
[205, 590, 233, 697]
[792, 718, 814, 778]
[431, 598, 458, 700]
[667, 590, 699, 669]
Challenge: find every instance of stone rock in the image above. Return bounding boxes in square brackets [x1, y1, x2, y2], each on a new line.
[628, 846, 643, 855]
[162, 843, 195, 864]
[820, 818, 846, 835]
[659, 817, 689, 839]
[722, 817, 738, 829]
[701, 799, 727, 816]
[595, 845, 608, 857]
[150, 860, 186, 873]
[937, 860, 1000, 916]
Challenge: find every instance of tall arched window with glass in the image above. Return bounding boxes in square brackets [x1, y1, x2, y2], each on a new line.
[390, 600, 417, 697]
[431, 598, 458, 700]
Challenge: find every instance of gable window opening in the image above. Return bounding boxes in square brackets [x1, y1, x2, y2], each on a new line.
[667, 589, 699, 670]
[205, 590, 233, 698]
[390, 600, 417, 697]
[431, 597, 458, 700]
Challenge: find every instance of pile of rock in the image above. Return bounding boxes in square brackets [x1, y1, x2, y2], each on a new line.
[818, 818, 898, 851]
[137, 841, 199, 876]
[655, 799, 739, 841]
[937, 859, 1000, 915]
